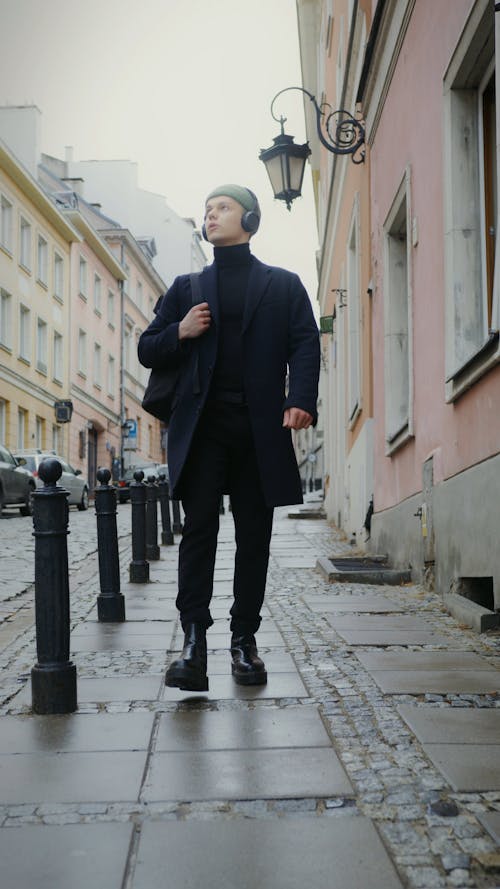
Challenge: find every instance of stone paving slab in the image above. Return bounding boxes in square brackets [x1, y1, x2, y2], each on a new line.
[304, 595, 406, 613]
[332, 629, 450, 646]
[274, 556, 318, 568]
[70, 633, 173, 653]
[358, 650, 493, 671]
[156, 706, 330, 751]
[133, 818, 403, 889]
[143, 747, 352, 802]
[0, 750, 147, 803]
[72, 620, 174, 636]
[422, 744, 500, 792]
[328, 614, 436, 629]
[0, 712, 154, 753]
[161, 672, 308, 702]
[369, 669, 500, 694]
[12, 675, 163, 708]
[479, 812, 500, 845]
[0, 823, 133, 889]
[398, 705, 500, 743]
[178, 630, 286, 650]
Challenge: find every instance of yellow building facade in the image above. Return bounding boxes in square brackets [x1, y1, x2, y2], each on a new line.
[0, 139, 79, 456]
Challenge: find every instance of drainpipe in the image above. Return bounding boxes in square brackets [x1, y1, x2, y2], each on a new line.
[119, 242, 126, 476]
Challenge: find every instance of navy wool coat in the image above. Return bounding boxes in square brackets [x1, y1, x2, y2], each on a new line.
[137, 255, 320, 508]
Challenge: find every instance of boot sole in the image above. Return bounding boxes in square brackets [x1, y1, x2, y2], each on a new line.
[165, 668, 209, 692]
[231, 667, 268, 686]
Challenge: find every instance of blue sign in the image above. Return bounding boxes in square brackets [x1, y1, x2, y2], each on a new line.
[125, 419, 137, 438]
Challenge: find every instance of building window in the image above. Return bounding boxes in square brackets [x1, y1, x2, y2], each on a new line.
[383, 170, 413, 452]
[79, 256, 87, 298]
[347, 199, 361, 424]
[1, 195, 13, 253]
[53, 331, 63, 382]
[93, 342, 102, 388]
[19, 305, 31, 362]
[17, 408, 27, 449]
[37, 235, 48, 286]
[0, 289, 12, 350]
[107, 289, 115, 327]
[54, 252, 64, 301]
[52, 423, 61, 451]
[20, 217, 32, 271]
[94, 274, 102, 315]
[36, 318, 48, 373]
[78, 329, 87, 376]
[108, 354, 115, 396]
[35, 416, 45, 449]
[443, 2, 498, 398]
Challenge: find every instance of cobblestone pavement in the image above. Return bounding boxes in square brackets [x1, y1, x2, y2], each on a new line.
[0, 503, 500, 888]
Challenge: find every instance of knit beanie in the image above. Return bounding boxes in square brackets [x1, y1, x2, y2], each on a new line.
[205, 184, 260, 215]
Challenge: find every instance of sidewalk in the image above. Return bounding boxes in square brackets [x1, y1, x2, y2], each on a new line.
[1, 506, 500, 888]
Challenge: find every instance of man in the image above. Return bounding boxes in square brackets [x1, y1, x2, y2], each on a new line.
[138, 185, 319, 692]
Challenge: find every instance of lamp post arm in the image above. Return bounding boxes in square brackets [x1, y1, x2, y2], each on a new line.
[270, 86, 365, 161]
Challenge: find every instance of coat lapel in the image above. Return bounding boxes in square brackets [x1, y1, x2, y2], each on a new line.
[242, 258, 272, 333]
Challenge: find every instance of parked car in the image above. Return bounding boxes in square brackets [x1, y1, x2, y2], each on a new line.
[0, 444, 36, 516]
[14, 450, 90, 510]
[116, 462, 169, 503]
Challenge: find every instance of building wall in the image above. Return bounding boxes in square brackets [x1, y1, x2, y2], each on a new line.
[66, 159, 207, 285]
[299, 0, 373, 543]
[366, 0, 500, 601]
[0, 160, 73, 456]
[68, 239, 121, 484]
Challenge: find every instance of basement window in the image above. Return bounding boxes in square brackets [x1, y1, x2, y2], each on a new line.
[455, 576, 495, 612]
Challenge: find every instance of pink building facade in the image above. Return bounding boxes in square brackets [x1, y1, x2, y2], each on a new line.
[360, 0, 500, 610]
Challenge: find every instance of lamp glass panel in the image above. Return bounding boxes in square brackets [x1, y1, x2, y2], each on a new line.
[288, 154, 307, 193]
[263, 154, 288, 198]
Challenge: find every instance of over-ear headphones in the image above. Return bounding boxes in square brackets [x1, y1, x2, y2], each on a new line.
[202, 188, 260, 241]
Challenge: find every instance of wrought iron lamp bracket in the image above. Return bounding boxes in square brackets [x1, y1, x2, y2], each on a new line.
[270, 87, 365, 164]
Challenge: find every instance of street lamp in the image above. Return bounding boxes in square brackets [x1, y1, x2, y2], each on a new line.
[259, 86, 365, 210]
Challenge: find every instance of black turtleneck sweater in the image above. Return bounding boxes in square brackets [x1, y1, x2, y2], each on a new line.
[212, 243, 252, 395]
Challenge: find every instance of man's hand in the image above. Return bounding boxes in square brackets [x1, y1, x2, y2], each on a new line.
[178, 302, 211, 340]
[282, 408, 313, 430]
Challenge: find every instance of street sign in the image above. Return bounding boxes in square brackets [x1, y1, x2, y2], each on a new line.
[54, 400, 73, 423]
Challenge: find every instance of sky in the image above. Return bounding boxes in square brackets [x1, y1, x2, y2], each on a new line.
[0, 0, 319, 302]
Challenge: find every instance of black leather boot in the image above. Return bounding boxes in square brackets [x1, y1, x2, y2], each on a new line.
[165, 623, 208, 691]
[231, 634, 267, 686]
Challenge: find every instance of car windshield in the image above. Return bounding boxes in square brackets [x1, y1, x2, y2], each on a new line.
[20, 456, 37, 472]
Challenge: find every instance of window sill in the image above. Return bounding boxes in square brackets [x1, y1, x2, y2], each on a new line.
[79, 292, 87, 302]
[445, 331, 500, 403]
[37, 278, 48, 291]
[18, 355, 31, 366]
[0, 243, 13, 259]
[385, 421, 413, 456]
[52, 377, 63, 387]
[108, 322, 115, 331]
[19, 263, 31, 275]
[0, 342, 12, 354]
[36, 364, 47, 376]
[77, 371, 87, 380]
[94, 308, 102, 318]
[53, 293, 64, 305]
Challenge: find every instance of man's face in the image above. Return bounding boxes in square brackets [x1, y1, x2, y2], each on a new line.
[204, 196, 250, 246]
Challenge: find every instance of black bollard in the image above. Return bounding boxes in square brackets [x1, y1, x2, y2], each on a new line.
[145, 475, 160, 561]
[95, 467, 125, 622]
[158, 473, 174, 545]
[172, 498, 183, 535]
[31, 458, 77, 715]
[129, 470, 149, 582]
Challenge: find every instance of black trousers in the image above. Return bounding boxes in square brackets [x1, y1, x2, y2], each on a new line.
[177, 400, 274, 634]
